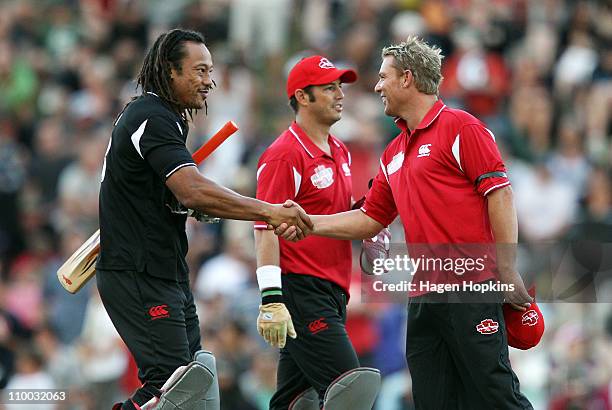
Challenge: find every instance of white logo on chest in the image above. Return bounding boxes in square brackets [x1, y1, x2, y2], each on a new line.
[342, 163, 351, 176]
[311, 165, 334, 189]
[417, 144, 432, 158]
[386, 152, 404, 175]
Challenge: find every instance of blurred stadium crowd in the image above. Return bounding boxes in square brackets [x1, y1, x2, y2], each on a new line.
[0, 0, 611, 409]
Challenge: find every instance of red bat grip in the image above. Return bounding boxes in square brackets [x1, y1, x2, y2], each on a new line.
[192, 121, 239, 164]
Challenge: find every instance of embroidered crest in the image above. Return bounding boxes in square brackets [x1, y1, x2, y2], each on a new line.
[311, 165, 334, 189]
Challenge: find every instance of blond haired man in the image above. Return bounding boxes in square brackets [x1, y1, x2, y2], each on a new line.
[280, 37, 534, 409]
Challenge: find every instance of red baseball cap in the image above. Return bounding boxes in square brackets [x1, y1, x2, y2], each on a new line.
[503, 287, 545, 350]
[286, 55, 358, 99]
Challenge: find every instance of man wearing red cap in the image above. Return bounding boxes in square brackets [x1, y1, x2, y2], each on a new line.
[253, 55, 381, 410]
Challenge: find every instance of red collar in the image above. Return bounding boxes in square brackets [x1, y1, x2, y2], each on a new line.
[288, 121, 341, 158]
[394, 99, 446, 133]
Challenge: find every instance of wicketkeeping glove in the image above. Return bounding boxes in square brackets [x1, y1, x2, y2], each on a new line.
[360, 228, 391, 275]
[257, 303, 296, 348]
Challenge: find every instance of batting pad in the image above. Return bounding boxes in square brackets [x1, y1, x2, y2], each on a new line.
[323, 367, 381, 410]
[146, 362, 214, 410]
[288, 387, 319, 410]
[193, 350, 220, 410]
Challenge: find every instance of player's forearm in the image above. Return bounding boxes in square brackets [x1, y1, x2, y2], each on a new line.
[312, 210, 383, 240]
[173, 173, 273, 222]
[255, 230, 280, 267]
[193, 180, 272, 221]
[487, 186, 518, 275]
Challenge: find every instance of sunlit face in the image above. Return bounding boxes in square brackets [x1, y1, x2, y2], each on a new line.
[171, 42, 214, 110]
[301, 80, 344, 126]
[374, 56, 405, 117]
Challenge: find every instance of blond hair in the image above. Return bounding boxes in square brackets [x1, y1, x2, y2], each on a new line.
[382, 36, 444, 95]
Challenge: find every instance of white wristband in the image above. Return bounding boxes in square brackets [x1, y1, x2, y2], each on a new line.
[256, 265, 282, 291]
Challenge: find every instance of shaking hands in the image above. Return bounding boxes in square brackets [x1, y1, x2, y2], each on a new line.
[268, 199, 314, 242]
[267, 200, 311, 241]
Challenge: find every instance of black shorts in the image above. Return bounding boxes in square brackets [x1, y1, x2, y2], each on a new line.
[270, 274, 360, 410]
[406, 293, 533, 410]
[96, 270, 201, 395]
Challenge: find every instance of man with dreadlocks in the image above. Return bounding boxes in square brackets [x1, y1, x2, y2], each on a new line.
[96, 29, 312, 410]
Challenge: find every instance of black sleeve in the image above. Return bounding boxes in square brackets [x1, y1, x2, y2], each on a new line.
[137, 115, 196, 180]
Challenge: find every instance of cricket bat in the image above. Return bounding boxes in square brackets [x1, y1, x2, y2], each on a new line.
[57, 121, 239, 294]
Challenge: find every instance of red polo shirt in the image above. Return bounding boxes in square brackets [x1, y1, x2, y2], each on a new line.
[362, 100, 510, 295]
[255, 121, 353, 293]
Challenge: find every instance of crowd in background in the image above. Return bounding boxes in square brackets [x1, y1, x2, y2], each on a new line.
[0, 0, 611, 409]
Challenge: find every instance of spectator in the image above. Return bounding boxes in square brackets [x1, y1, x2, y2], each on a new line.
[515, 161, 576, 242]
[4, 343, 56, 410]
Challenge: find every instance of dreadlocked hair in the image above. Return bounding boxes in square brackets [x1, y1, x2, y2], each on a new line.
[136, 28, 207, 121]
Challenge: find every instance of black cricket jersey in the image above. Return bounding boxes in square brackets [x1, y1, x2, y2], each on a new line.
[96, 92, 196, 282]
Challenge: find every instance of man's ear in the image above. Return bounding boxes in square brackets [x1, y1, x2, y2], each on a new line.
[170, 63, 180, 81]
[401, 70, 413, 89]
[294, 89, 309, 106]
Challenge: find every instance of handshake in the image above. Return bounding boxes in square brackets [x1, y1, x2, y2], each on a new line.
[265, 200, 314, 241]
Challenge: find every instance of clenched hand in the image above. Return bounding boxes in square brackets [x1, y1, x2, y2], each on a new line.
[500, 270, 533, 311]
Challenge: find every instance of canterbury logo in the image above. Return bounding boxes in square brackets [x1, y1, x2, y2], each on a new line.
[308, 318, 329, 334]
[62, 275, 73, 285]
[476, 319, 499, 334]
[149, 304, 170, 320]
[417, 144, 432, 158]
[521, 310, 539, 327]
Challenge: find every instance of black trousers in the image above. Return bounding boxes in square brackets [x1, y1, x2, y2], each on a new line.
[97, 269, 201, 406]
[406, 293, 533, 410]
[270, 274, 360, 410]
